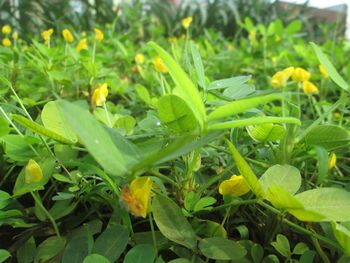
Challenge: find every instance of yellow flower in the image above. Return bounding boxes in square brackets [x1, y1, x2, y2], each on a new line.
[302, 80, 319, 95]
[153, 56, 168, 73]
[91, 83, 108, 106]
[181, 16, 193, 30]
[328, 153, 337, 171]
[41, 28, 54, 42]
[25, 159, 43, 184]
[120, 177, 153, 218]
[76, 38, 88, 53]
[94, 28, 104, 41]
[2, 38, 11, 47]
[2, 25, 11, 34]
[271, 67, 294, 88]
[62, 29, 74, 43]
[319, 64, 329, 78]
[12, 31, 18, 40]
[219, 175, 250, 197]
[292, 67, 311, 82]
[135, 53, 145, 64]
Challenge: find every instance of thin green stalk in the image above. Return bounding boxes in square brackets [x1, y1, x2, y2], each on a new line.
[309, 229, 331, 263]
[150, 170, 179, 189]
[31, 192, 60, 237]
[92, 39, 96, 65]
[210, 199, 257, 212]
[149, 212, 158, 255]
[103, 102, 112, 127]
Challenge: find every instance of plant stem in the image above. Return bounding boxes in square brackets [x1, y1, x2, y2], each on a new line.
[31, 192, 60, 237]
[103, 102, 112, 127]
[149, 212, 158, 255]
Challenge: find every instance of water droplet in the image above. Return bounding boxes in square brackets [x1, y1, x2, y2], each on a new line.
[156, 121, 161, 126]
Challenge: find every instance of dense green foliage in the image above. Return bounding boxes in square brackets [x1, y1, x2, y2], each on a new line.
[1, 3, 350, 262]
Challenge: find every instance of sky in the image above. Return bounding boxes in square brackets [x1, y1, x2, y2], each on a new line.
[281, 0, 350, 38]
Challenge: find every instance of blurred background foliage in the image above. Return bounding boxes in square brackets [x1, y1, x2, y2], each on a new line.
[0, 0, 346, 42]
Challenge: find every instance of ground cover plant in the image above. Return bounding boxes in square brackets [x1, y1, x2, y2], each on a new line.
[1, 8, 350, 263]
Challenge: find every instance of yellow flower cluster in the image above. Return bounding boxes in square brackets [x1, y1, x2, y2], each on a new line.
[1, 24, 17, 47]
[76, 38, 88, 53]
[91, 83, 108, 106]
[62, 29, 74, 43]
[120, 177, 153, 218]
[271, 65, 329, 95]
[135, 53, 145, 64]
[94, 28, 104, 41]
[41, 28, 54, 44]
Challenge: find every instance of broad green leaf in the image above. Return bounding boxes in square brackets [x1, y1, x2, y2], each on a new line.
[41, 101, 78, 143]
[0, 117, 9, 137]
[0, 191, 10, 210]
[123, 244, 156, 263]
[271, 234, 290, 258]
[332, 222, 350, 256]
[199, 237, 247, 260]
[0, 135, 36, 162]
[152, 195, 197, 249]
[223, 84, 255, 100]
[17, 237, 36, 263]
[209, 116, 300, 130]
[115, 115, 136, 135]
[13, 157, 55, 197]
[158, 94, 198, 132]
[251, 243, 264, 263]
[226, 140, 264, 198]
[208, 75, 251, 90]
[34, 236, 66, 263]
[304, 124, 350, 150]
[259, 164, 301, 196]
[57, 100, 128, 177]
[62, 232, 89, 263]
[310, 42, 348, 91]
[314, 146, 328, 185]
[83, 254, 111, 263]
[293, 243, 309, 255]
[135, 84, 151, 105]
[0, 249, 11, 263]
[149, 42, 206, 129]
[208, 94, 284, 121]
[247, 123, 285, 142]
[168, 259, 191, 263]
[295, 188, 350, 221]
[92, 224, 129, 262]
[12, 114, 75, 144]
[190, 42, 206, 89]
[266, 185, 304, 210]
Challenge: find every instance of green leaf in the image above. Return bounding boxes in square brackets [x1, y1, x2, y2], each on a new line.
[0, 117, 9, 137]
[266, 185, 304, 211]
[294, 188, 350, 221]
[152, 195, 197, 249]
[0, 191, 10, 210]
[149, 42, 206, 129]
[226, 140, 264, 198]
[247, 123, 285, 142]
[135, 84, 151, 105]
[292, 243, 309, 255]
[56, 100, 129, 177]
[310, 42, 348, 91]
[259, 164, 301, 196]
[0, 249, 11, 263]
[13, 157, 55, 197]
[17, 237, 36, 263]
[83, 254, 111, 263]
[62, 232, 89, 263]
[115, 115, 136, 135]
[12, 114, 75, 144]
[41, 101, 78, 143]
[208, 75, 251, 90]
[251, 243, 264, 263]
[208, 94, 284, 121]
[34, 236, 66, 263]
[158, 94, 198, 132]
[123, 244, 156, 263]
[199, 237, 247, 260]
[168, 259, 191, 263]
[209, 116, 300, 130]
[304, 124, 350, 150]
[332, 222, 350, 256]
[0, 135, 36, 162]
[190, 42, 206, 89]
[92, 224, 129, 262]
[271, 234, 290, 258]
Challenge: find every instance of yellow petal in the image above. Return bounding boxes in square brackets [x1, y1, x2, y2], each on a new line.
[219, 175, 250, 197]
[76, 38, 88, 53]
[153, 56, 168, 73]
[2, 25, 11, 34]
[25, 159, 43, 184]
[181, 17, 193, 29]
[292, 67, 310, 82]
[62, 29, 74, 43]
[135, 53, 145, 64]
[271, 67, 294, 88]
[91, 83, 108, 106]
[94, 28, 104, 41]
[328, 153, 336, 171]
[2, 38, 11, 47]
[319, 64, 329, 78]
[302, 80, 318, 95]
